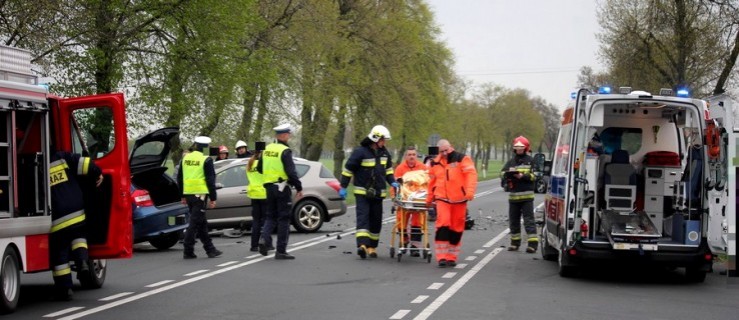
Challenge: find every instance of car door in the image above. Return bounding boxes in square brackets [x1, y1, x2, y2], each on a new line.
[51, 93, 133, 259]
[209, 163, 251, 222]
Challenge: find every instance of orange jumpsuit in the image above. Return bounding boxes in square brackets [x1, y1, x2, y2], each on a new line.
[426, 151, 477, 263]
[394, 161, 427, 245]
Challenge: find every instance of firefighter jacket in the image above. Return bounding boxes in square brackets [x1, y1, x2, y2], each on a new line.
[501, 153, 535, 202]
[177, 150, 218, 200]
[256, 141, 302, 191]
[49, 151, 101, 232]
[246, 159, 267, 200]
[341, 139, 396, 198]
[427, 151, 477, 203]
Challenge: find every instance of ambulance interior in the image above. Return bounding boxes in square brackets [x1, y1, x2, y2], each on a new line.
[583, 101, 705, 246]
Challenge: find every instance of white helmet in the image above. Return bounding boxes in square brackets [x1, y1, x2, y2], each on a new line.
[367, 125, 391, 142]
[235, 140, 247, 149]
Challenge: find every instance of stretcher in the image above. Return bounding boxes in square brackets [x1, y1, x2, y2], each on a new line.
[600, 210, 661, 251]
[389, 170, 432, 263]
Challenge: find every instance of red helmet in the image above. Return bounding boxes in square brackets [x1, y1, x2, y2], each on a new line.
[219, 145, 229, 153]
[512, 136, 530, 152]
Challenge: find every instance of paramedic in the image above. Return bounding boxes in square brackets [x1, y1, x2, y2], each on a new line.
[394, 146, 427, 256]
[426, 139, 477, 267]
[339, 125, 398, 259]
[501, 136, 538, 253]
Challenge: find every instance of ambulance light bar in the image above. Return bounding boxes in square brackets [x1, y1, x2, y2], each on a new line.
[676, 88, 690, 98]
[618, 87, 632, 94]
[659, 88, 673, 96]
[598, 86, 612, 94]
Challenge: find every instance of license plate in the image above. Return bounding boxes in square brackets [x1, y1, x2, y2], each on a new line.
[168, 216, 175, 226]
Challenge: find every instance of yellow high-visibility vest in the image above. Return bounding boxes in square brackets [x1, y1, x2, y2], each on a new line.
[246, 160, 267, 199]
[182, 151, 209, 194]
[262, 143, 288, 184]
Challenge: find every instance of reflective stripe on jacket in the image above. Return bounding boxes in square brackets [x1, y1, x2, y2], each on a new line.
[182, 151, 208, 194]
[427, 151, 477, 203]
[501, 154, 535, 202]
[246, 160, 267, 199]
[262, 143, 289, 183]
[340, 144, 395, 197]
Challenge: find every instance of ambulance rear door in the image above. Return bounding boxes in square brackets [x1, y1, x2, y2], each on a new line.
[705, 95, 733, 256]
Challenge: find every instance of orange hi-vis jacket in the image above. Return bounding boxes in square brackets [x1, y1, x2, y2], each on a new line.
[427, 151, 477, 203]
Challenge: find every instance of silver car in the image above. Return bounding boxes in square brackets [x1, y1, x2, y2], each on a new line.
[208, 158, 347, 233]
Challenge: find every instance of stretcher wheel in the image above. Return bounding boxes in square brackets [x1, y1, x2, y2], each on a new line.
[426, 252, 432, 263]
[422, 250, 428, 259]
[389, 247, 395, 258]
[397, 252, 402, 262]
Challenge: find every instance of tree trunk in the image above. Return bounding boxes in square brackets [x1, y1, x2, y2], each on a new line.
[252, 84, 269, 142]
[333, 105, 347, 179]
[237, 82, 259, 141]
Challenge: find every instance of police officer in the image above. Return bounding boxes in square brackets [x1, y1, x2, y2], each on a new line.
[247, 141, 267, 252]
[501, 136, 538, 253]
[258, 124, 303, 260]
[49, 150, 103, 301]
[236, 140, 252, 158]
[178, 136, 222, 259]
[339, 125, 398, 259]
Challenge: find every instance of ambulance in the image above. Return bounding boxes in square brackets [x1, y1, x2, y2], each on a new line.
[539, 86, 734, 282]
[0, 46, 133, 313]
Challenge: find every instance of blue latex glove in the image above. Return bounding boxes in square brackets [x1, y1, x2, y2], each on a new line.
[338, 188, 347, 199]
[391, 182, 400, 189]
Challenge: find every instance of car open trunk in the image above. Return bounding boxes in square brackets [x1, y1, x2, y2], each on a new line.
[131, 167, 181, 207]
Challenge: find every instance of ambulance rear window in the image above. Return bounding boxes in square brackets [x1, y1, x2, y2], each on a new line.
[600, 127, 642, 155]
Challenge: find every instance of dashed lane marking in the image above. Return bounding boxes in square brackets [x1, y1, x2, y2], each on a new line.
[145, 280, 174, 288]
[427, 282, 444, 290]
[474, 249, 485, 254]
[184, 269, 209, 277]
[454, 263, 467, 269]
[411, 295, 429, 304]
[413, 229, 509, 320]
[99, 292, 134, 301]
[464, 256, 477, 261]
[441, 272, 457, 279]
[43, 307, 85, 318]
[217, 261, 239, 267]
[390, 309, 411, 319]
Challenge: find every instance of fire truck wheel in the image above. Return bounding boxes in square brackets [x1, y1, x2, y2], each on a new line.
[1, 248, 20, 314]
[79, 259, 107, 289]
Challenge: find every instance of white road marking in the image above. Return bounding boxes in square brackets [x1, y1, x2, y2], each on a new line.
[99, 292, 134, 301]
[474, 249, 485, 254]
[217, 261, 239, 267]
[442, 272, 457, 279]
[184, 269, 209, 277]
[464, 256, 477, 261]
[390, 309, 411, 319]
[483, 228, 510, 248]
[413, 230, 509, 320]
[427, 282, 444, 290]
[411, 295, 429, 304]
[43, 307, 85, 318]
[454, 263, 467, 269]
[145, 280, 174, 288]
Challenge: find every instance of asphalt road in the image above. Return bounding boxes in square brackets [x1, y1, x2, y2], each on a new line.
[9, 179, 739, 319]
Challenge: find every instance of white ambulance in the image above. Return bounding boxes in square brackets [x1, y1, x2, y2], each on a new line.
[539, 87, 731, 282]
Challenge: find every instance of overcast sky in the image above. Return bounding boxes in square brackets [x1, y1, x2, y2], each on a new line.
[426, 0, 603, 107]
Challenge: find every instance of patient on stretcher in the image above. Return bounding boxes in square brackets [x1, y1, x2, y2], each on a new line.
[399, 170, 429, 202]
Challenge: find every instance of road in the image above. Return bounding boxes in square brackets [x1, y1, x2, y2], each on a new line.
[9, 179, 738, 319]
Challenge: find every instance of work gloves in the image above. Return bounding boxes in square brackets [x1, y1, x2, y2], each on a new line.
[339, 188, 347, 199]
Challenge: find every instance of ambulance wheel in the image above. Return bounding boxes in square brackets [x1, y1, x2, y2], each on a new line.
[685, 267, 706, 283]
[389, 247, 395, 258]
[79, 259, 107, 289]
[0, 248, 20, 314]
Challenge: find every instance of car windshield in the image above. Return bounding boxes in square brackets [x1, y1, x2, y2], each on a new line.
[214, 159, 241, 170]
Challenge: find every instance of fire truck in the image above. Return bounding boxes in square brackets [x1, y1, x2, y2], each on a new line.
[539, 86, 735, 282]
[0, 46, 133, 313]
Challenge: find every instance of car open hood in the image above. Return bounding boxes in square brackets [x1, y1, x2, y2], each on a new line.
[130, 127, 179, 173]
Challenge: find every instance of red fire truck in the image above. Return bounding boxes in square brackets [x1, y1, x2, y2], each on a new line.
[0, 45, 133, 313]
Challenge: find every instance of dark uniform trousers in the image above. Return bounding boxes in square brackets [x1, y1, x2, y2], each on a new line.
[261, 184, 292, 253]
[508, 200, 536, 247]
[183, 195, 216, 254]
[250, 199, 267, 248]
[50, 223, 89, 289]
[355, 195, 384, 248]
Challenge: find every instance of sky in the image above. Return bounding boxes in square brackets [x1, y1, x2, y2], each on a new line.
[425, 0, 603, 107]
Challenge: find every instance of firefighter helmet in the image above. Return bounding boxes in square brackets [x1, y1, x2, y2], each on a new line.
[219, 145, 229, 154]
[512, 136, 530, 152]
[368, 125, 391, 142]
[235, 140, 247, 149]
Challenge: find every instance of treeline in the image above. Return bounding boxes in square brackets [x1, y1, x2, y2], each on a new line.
[0, 0, 559, 175]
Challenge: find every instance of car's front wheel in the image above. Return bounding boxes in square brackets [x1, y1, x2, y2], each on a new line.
[78, 259, 106, 289]
[149, 232, 181, 250]
[292, 199, 325, 233]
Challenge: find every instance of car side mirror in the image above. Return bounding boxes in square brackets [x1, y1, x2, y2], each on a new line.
[215, 183, 224, 190]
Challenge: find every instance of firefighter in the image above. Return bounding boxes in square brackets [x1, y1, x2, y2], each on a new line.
[178, 136, 222, 259]
[340, 125, 399, 259]
[49, 150, 104, 301]
[426, 139, 477, 267]
[501, 136, 538, 253]
[247, 141, 267, 252]
[394, 146, 427, 256]
[236, 140, 252, 158]
[257, 124, 303, 260]
[217, 145, 229, 161]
